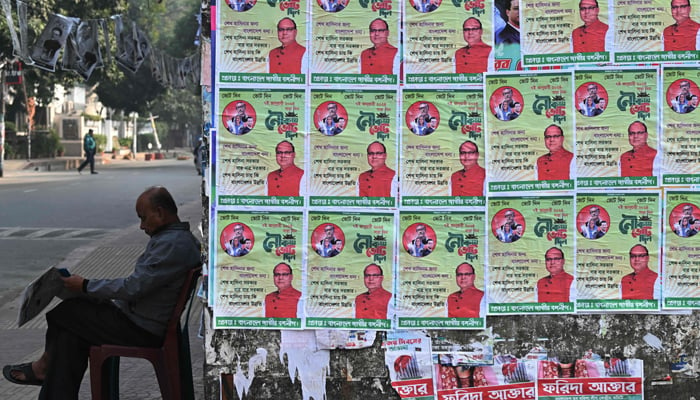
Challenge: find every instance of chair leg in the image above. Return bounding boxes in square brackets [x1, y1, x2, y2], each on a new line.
[106, 357, 120, 400]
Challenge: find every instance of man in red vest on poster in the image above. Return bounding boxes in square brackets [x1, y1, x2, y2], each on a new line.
[537, 248, 574, 303]
[264, 263, 302, 318]
[268, 18, 306, 74]
[571, 0, 609, 53]
[620, 245, 659, 300]
[360, 18, 398, 75]
[358, 141, 396, 197]
[663, 0, 700, 51]
[446, 263, 484, 318]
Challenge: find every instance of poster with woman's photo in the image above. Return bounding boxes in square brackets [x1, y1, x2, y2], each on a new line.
[487, 195, 576, 315]
[575, 67, 660, 188]
[661, 66, 700, 185]
[484, 71, 575, 193]
[663, 190, 700, 309]
[306, 211, 395, 330]
[214, 211, 304, 329]
[216, 88, 306, 206]
[576, 191, 661, 312]
[397, 211, 486, 329]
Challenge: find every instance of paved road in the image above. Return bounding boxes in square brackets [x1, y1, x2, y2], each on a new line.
[0, 157, 202, 300]
[0, 156, 207, 399]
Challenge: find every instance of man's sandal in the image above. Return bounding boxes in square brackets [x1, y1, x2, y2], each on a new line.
[2, 363, 43, 386]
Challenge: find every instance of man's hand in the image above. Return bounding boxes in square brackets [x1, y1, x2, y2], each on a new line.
[62, 275, 85, 292]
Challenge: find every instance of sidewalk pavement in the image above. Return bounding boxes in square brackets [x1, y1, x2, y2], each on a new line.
[0, 177, 206, 399]
[1, 148, 196, 174]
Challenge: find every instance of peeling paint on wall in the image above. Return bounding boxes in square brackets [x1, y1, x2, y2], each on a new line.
[280, 330, 331, 400]
[232, 348, 267, 399]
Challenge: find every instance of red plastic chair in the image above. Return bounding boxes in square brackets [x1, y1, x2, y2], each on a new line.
[89, 267, 201, 400]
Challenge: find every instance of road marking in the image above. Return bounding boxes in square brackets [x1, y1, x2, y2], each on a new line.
[0, 227, 122, 240]
[23, 189, 37, 193]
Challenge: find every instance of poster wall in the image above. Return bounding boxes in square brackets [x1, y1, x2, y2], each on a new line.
[576, 191, 661, 312]
[485, 71, 575, 193]
[305, 211, 395, 330]
[217, 88, 306, 207]
[214, 211, 304, 329]
[400, 88, 486, 207]
[309, 88, 398, 208]
[212, 0, 700, 332]
[397, 211, 486, 329]
[574, 67, 659, 188]
[487, 195, 576, 315]
[661, 65, 700, 185]
[663, 190, 700, 309]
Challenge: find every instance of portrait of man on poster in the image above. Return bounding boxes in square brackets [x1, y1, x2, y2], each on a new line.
[263, 263, 302, 318]
[268, 18, 306, 74]
[619, 121, 657, 177]
[663, 0, 700, 51]
[320, 0, 347, 12]
[225, 224, 250, 257]
[227, 0, 255, 11]
[360, 18, 398, 75]
[537, 248, 574, 303]
[450, 141, 485, 197]
[317, 102, 346, 136]
[494, 87, 516, 121]
[454, 18, 493, 74]
[495, 209, 519, 243]
[354, 264, 392, 319]
[266, 141, 304, 197]
[536, 124, 574, 181]
[226, 102, 254, 135]
[315, 224, 340, 258]
[446, 263, 484, 318]
[671, 80, 696, 113]
[570, 0, 610, 53]
[357, 141, 396, 197]
[407, 224, 432, 257]
[620, 245, 659, 300]
[496, 0, 520, 45]
[579, 206, 604, 239]
[413, 0, 440, 13]
[410, 103, 437, 136]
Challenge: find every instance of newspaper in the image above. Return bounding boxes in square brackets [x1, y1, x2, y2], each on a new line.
[17, 267, 79, 327]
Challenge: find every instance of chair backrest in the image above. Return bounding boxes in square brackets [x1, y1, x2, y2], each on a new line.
[163, 267, 201, 341]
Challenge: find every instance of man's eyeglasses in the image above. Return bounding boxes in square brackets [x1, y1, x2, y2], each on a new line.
[672, 4, 690, 10]
[364, 274, 382, 278]
[456, 272, 475, 277]
[274, 273, 292, 277]
[545, 257, 564, 262]
[368, 151, 386, 156]
[579, 6, 598, 11]
[463, 27, 482, 32]
[630, 254, 649, 259]
[628, 131, 647, 136]
[276, 151, 294, 155]
[460, 150, 478, 155]
[370, 28, 388, 33]
[277, 27, 296, 32]
[545, 134, 563, 139]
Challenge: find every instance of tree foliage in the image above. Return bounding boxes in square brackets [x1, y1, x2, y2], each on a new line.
[1, 0, 201, 124]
